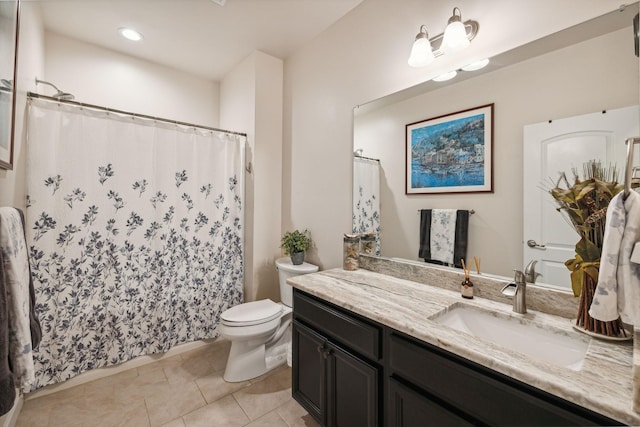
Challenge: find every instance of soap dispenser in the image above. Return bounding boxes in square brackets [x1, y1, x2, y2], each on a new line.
[460, 259, 473, 299]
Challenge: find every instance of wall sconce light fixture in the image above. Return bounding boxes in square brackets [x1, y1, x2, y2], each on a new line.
[408, 7, 479, 68]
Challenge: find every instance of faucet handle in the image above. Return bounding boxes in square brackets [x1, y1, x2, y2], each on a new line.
[524, 260, 540, 283]
[513, 269, 525, 284]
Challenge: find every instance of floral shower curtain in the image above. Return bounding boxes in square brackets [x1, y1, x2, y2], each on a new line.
[352, 157, 381, 255]
[24, 98, 245, 391]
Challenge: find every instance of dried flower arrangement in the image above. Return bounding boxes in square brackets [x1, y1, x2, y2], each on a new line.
[549, 160, 626, 336]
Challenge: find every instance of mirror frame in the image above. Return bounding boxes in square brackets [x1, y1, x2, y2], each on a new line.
[0, 0, 20, 170]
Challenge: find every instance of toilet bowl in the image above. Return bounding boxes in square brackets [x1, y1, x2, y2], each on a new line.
[220, 257, 318, 382]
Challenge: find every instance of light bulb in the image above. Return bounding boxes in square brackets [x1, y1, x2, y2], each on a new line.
[432, 70, 458, 82]
[119, 27, 143, 42]
[441, 8, 470, 54]
[408, 36, 434, 68]
[462, 58, 489, 71]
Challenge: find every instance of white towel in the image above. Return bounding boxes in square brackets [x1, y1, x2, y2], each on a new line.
[589, 191, 640, 325]
[430, 209, 457, 265]
[0, 208, 36, 389]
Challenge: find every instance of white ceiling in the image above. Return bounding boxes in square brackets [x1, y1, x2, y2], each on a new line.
[37, 0, 364, 81]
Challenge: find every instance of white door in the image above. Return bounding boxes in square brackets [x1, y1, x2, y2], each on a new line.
[523, 106, 639, 291]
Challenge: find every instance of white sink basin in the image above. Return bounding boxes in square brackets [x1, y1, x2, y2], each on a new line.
[431, 304, 589, 371]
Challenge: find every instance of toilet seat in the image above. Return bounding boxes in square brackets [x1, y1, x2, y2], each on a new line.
[221, 299, 283, 327]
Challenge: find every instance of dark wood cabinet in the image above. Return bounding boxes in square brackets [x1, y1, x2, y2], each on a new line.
[292, 290, 382, 427]
[387, 377, 474, 427]
[387, 330, 623, 427]
[326, 338, 379, 427]
[292, 288, 623, 427]
[292, 320, 326, 424]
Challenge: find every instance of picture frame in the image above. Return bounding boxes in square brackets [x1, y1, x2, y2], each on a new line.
[405, 103, 494, 195]
[0, 0, 20, 170]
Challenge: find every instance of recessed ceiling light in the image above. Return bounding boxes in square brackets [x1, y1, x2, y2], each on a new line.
[211, 0, 227, 5]
[462, 58, 490, 71]
[118, 27, 143, 42]
[432, 70, 457, 82]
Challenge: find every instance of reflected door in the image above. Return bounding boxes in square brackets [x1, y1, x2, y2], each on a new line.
[523, 105, 639, 290]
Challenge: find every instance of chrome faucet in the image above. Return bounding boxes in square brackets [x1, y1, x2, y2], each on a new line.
[501, 270, 527, 314]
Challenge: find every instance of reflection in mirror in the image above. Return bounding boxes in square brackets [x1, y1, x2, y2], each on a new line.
[523, 106, 639, 289]
[353, 5, 640, 290]
[0, 0, 18, 169]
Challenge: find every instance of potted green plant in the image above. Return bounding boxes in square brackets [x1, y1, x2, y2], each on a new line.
[281, 229, 312, 265]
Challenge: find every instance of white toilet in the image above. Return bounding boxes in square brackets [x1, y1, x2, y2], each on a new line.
[220, 257, 319, 382]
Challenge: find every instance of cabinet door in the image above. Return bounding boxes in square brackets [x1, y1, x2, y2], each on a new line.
[292, 320, 326, 425]
[388, 330, 623, 426]
[327, 343, 379, 427]
[387, 378, 474, 427]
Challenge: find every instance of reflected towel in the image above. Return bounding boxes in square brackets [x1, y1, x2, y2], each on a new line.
[419, 209, 469, 268]
[589, 191, 640, 324]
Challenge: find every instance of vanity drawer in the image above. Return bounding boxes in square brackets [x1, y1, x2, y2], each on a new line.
[388, 330, 622, 426]
[293, 289, 382, 361]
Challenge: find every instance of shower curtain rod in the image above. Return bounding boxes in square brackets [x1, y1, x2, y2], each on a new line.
[27, 92, 248, 137]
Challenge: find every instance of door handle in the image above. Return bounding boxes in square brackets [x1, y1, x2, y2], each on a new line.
[526, 239, 546, 249]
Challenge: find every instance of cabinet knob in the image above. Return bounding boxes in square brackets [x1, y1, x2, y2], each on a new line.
[322, 349, 332, 360]
[316, 345, 323, 353]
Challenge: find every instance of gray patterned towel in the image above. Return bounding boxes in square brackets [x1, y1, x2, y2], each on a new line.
[590, 191, 640, 324]
[0, 207, 40, 392]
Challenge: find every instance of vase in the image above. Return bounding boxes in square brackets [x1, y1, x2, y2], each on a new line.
[575, 269, 625, 337]
[290, 252, 304, 265]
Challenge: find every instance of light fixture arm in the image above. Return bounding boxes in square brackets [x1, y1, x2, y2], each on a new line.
[415, 24, 429, 41]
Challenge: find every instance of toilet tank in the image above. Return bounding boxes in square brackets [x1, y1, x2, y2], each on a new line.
[275, 257, 319, 307]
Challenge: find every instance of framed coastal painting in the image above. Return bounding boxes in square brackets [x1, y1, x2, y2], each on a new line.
[405, 103, 494, 195]
[0, 0, 20, 170]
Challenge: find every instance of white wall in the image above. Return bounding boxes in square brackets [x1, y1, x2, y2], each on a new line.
[283, 0, 630, 270]
[354, 27, 638, 277]
[221, 51, 283, 302]
[44, 32, 220, 128]
[0, 2, 45, 208]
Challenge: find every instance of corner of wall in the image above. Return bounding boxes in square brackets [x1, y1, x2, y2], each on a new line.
[220, 51, 284, 302]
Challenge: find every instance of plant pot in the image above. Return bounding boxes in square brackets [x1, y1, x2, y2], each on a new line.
[290, 252, 304, 265]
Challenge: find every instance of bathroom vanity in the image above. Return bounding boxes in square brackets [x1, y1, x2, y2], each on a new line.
[289, 266, 638, 426]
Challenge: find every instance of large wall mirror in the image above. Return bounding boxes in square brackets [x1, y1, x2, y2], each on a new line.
[0, 0, 19, 169]
[353, 4, 640, 291]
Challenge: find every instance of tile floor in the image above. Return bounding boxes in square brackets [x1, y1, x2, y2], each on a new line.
[16, 339, 320, 427]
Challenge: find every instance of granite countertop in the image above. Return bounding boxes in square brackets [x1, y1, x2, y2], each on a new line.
[287, 268, 638, 425]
